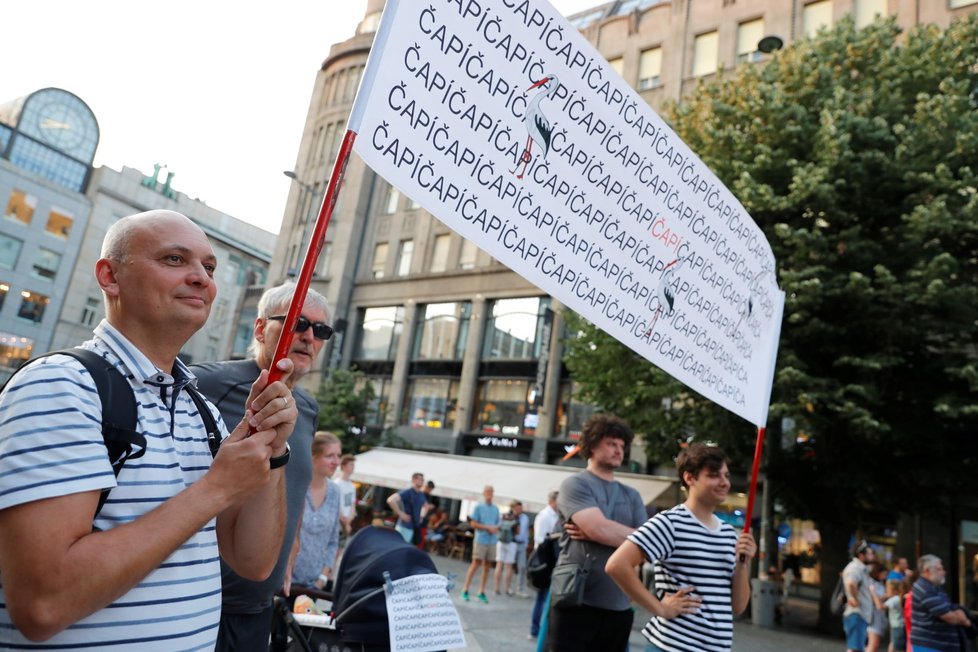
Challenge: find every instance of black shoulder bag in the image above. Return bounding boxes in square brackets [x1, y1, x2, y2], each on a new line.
[550, 480, 620, 609]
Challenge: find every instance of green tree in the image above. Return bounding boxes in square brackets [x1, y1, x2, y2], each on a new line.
[564, 15, 978, 628]
[316, 368, 376, 453]
[562, 311, 754, 470]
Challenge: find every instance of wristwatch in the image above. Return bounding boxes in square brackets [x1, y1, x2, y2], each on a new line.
[269, 443, 291, 469]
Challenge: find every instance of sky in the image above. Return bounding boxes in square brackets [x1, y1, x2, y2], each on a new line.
[1, 0, 602, 235]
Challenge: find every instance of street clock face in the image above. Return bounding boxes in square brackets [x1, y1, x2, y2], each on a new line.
[34, 98, 88, 150]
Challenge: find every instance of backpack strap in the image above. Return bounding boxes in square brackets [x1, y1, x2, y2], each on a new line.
[184, 383, 221, 458]
[1, 350, 222, 526]
[58, 349, 144, 522]
[1, 349, 145, 523]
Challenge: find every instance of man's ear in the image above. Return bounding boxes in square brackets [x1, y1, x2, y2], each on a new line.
[254, 316, 266, 343]
[95, 258, 120, 297]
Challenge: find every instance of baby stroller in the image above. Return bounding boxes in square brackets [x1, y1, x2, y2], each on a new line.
[272, 525, 441, 651]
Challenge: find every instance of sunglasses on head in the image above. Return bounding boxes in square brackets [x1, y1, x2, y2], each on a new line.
[267, 315, 334, 340]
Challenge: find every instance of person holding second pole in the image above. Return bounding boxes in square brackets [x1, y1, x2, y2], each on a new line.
[606, 443, 756, 652]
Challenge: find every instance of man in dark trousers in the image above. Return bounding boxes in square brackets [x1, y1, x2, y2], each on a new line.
[194, 282, 332, 652]
[547, 414, 647, 651]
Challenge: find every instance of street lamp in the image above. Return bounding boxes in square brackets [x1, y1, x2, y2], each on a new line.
[757, 35, 784, 54]
[283, 170, 319, 277]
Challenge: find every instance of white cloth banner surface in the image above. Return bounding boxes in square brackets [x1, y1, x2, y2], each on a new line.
[350, 0, 785, 426]
[386, 574, 466, 652]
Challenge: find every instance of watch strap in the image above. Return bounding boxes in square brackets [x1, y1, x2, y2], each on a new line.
[269, 443, 291, 469]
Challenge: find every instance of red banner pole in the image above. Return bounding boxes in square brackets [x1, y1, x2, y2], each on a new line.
[742, 425, 766, 538]
[266, 129, 358, 385]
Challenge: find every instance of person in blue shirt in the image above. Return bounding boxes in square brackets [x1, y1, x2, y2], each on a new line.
[461, 485, 501, 603]
[387, 472, 427, 545]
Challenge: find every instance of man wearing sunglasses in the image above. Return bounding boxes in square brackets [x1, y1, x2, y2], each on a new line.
[192, 282, 333, 652]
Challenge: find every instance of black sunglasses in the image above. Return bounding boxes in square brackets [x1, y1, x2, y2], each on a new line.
[267, 315, 334, 341]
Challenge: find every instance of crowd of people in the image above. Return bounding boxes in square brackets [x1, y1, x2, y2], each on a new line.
[0, 208, 973, 652]
[841, 544, 977, 652]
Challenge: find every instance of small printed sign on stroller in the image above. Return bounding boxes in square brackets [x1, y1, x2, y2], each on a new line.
[385, 574, 465, 652]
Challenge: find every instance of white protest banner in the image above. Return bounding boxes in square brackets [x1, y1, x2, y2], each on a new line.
[386, 574, 466, 652]
[349, 0, 785, 426]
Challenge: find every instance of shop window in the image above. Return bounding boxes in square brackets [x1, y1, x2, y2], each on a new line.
[5, 189, 36, 225]
[803, 0, 832, 39]
[317, 242, 334, 277]
[355, 306, 404, 360]
[0, 330, 34, 372]
[371, 243, 388, 278]
[737, 18, 765, 63]
[80, 296, 100, 327]
[17, 290, 49, 323]
[429, 234, 450, 273]
[395, 240, 414, 277]
[854, 0, 887, 27]
[483, 296, 550, 360]
[232, 306, 257, 358]
[458, 238, 478, 269]
[692, 31, 718, 77]
[556, 382, 599, 439]
[0, 234, 23, 269]
[31, 247, 61, 281]
[413, 302, 470, 360]
[638, 47, 662, 90]
[0, 283, 8, 311]
[224, 257, 241, 285]
[359, 376, 392, 427]
[383, 187, 400, 214]
[405, 378, 458, 428]
[45, 207, 74, 239]
[473, 379, 532, 436]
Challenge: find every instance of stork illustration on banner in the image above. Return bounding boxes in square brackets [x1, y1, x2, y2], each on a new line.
[511, 74, 559, 180]
[644, 258, 684, 336]
[732, 269, 770, 337]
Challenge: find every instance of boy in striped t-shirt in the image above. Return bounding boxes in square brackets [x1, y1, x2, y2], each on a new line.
[606, 443, 756, 652]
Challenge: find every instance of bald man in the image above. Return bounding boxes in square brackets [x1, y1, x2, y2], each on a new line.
[0, 210, 298, 649]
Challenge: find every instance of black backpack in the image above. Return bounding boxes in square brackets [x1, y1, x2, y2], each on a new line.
[1, 348, 220, 522]
[527, 532, 561, 590]
[829, 574, 848, 615]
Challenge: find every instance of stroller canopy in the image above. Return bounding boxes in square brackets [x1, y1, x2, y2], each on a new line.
[332, 526, 439, 648]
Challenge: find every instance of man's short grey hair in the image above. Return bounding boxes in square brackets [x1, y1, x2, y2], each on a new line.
[246, 282, 331, 358]
[101, 217, 136, 262]
[548, 490, 559, 502]
[918, 554, 941, 574]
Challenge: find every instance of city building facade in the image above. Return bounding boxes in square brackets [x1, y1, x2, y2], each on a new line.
[0, 88, 97, 377]
[270, 0, 978, 461]
[50, 164, 273, 365]
[0, 87, 274, 378]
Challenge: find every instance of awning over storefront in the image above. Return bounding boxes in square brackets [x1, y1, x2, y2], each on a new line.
[350, 447, 676, 513]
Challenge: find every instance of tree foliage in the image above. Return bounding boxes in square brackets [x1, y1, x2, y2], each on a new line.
[316, 368, 376, 453]
[563, 15, 978, 622]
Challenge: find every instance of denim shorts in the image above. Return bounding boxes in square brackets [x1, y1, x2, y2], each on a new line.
[890, 625, 906, 651]
[843, 612, 868, 651]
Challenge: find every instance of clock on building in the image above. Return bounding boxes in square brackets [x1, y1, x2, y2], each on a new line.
[34, 98, 88, 151]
